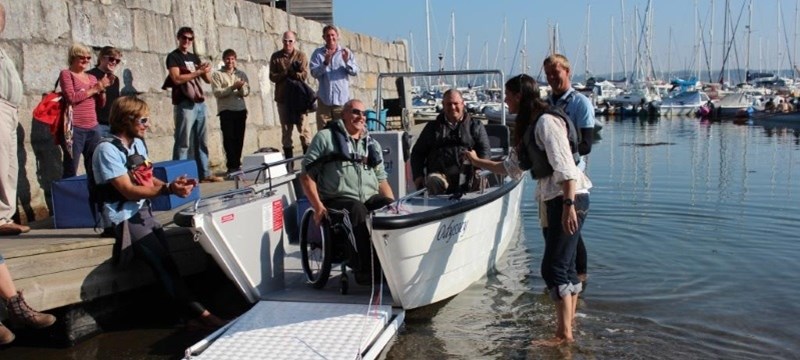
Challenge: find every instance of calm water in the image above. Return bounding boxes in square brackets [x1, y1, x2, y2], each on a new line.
[386, 116, 800, 360]
[4, 116, 800, 359]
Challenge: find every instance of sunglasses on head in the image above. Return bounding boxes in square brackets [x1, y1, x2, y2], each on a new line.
[180, 35, 194, 41]
[105, 56, 122, 64]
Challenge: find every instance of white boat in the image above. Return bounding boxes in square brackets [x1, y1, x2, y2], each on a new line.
[658, 90, 710, 116]
[370, 176, 522, 309]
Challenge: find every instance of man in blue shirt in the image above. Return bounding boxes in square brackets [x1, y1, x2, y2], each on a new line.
[544, 54, 595, 289]
[92, 96, 226, 330]
[310, 25, 359, 132]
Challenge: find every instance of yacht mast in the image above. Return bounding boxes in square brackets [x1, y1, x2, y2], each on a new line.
[611, 16, 615, 81]
[521, 19, 529, 74]
[696, 0, 701, 80]
[451, 11, 456, 86]
[621, 0, 628, 85]
[584, 3, 591, 80]
[425, 0, 431, 73]
[745, 0, 752, 82]
[710, 0, 715, 82]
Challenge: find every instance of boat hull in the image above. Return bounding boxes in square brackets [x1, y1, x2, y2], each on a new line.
[371, 178, 524, 309]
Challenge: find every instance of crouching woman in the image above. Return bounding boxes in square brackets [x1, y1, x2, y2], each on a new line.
[465, 74, 592, 346]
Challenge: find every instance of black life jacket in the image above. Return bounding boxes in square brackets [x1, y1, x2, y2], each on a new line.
[518, 108, 580, 179]
[88, 137, 149, 227]
[306, 120, 382, 170]
[425, 114, 479, 193]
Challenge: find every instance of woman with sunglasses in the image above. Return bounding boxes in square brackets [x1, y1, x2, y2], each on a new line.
[59, 43, 112, 178]
[87, 46, 122, 138]
[465, 74, 592, 347]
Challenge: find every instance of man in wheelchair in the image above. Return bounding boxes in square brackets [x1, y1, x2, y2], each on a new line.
[299, 99, 395, 285]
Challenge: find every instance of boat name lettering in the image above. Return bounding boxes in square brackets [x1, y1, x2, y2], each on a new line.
[436, 220, 468, 243]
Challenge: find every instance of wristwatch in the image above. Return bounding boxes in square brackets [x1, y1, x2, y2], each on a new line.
[563, 198, 575, 206]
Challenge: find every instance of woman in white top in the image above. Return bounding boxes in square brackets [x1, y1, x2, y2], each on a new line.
[465, 74, 592, 346]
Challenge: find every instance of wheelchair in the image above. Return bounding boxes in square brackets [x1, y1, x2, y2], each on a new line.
[299, 207, 356, 294]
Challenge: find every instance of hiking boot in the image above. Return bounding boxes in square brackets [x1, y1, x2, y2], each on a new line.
[5, 291, 56, 329]
[0, 322, 14, 345]
[0, 222, 28, 236]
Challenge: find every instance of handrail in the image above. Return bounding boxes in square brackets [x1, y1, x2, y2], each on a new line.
[376, 69, 507, 126]
[230, 155, 304, 190]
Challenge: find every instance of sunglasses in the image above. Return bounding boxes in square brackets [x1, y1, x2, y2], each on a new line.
[136, 117, 149, 126]
[105, 56, 122, 64]
[180, 35, 194, 41]
[77, 56, 91, 61]
[350, 109, 366, 117]
[282, 39, 294, 43]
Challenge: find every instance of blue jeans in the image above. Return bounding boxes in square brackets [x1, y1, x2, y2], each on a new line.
[97, 124, 111, 138]
[62, 125, 101, 178]
[541, 194, 589, 291]
[173, 101, 210, 178]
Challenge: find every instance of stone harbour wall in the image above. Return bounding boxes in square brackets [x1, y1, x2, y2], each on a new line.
[0, 0, 410, 222]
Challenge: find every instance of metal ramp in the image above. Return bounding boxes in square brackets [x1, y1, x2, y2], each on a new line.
[178, 167, 404, 360]
[185, 301, 403, 360]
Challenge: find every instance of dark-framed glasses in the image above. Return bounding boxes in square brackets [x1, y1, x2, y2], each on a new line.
[105, 56, 122, 64]
[350, 109, 366, 117]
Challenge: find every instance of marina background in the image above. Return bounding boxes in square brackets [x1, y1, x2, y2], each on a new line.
[4, 115, 799, 359]
[337, 0, 800, 82]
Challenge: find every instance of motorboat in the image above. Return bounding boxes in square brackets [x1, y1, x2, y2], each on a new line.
[658, 90, 710, 116]
[369, 69, 523, 309]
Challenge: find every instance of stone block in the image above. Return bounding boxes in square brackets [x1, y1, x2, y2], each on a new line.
[2, 0, 70, 42]
[218, 26, 249, 61]
[116, 51, 167, 94]
[124, 0, 171, 14]
[172, 0, 218, 57]
[132, 10, 175, 53]
[246, 30, 272, 61]
[70, 2, 134, 49]
[213, 0, 238, 27]
[239, 62, 262, 93]
[239, 0, 265, 32]
[271, 6, 289, 34]
[22, 43, 66, 94]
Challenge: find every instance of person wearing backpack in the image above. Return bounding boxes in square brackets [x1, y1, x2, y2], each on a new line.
[544, 54, 595, 293]
[464, 74, 592, 347]
[91, 96, 226, 330]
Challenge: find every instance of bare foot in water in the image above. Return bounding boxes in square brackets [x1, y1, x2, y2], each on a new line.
[531, 336, 574, 347]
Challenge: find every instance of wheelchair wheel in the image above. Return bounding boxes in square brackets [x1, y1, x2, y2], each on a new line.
[299, 208, 331, 289]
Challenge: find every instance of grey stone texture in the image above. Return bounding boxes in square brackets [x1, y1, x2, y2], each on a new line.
[0, 0, 409, 222]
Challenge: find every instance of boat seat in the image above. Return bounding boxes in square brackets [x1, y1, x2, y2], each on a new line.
[485, 123, 510, 158]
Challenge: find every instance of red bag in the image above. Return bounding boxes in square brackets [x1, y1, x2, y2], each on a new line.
[32, 90, 63, 126]
[32, 79, 72, 147]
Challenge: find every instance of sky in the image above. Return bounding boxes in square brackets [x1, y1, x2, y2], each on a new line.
[334, 0, 800, 81]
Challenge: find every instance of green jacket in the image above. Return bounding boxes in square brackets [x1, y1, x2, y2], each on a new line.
[301, 120, 387, 202]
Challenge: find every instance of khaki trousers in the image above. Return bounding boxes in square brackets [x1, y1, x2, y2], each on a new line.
[0, 100, 18, 225]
